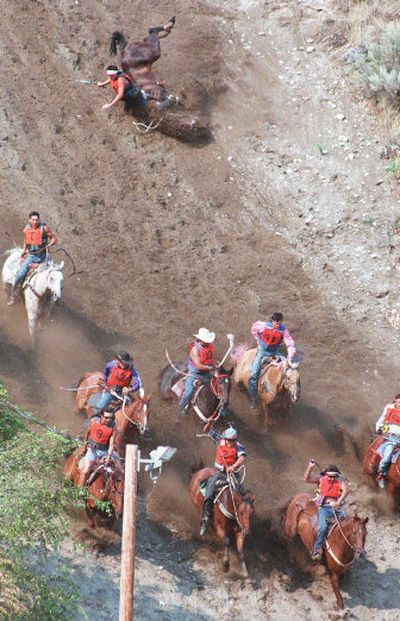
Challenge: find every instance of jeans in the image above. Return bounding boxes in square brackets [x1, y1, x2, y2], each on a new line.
[248, 345, 282, 398]
[13, 252, 47, 289]
[313, 505, 345, 554]
[378, 435, 400, 474]
[88, 390, 114, 415]
[179, 369, 208, 410]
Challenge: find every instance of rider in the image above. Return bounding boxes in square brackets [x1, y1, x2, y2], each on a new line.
[78, 406, 116, 486]
[8, 211, 57, 305]
[178, 328, 216, 416]
[97, 65, 145, 112]
[90, 351, 142, 415]
[304, 460, 348, 561]
[375, 394, 400, 488]
[200, 427, 246, 536]
[248, 312, 296, 408]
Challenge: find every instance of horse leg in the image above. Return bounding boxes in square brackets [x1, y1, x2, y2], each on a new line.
[328, 570, 343, 610]
[222, 535, 230, 572]
[85, 505, 96, 529]
[235, 531, 248, 578]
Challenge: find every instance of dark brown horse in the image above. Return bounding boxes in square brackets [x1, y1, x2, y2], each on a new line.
[64, 448, 124, 528]
[189, 466, 255, 576]
[160, 363, 232, 429]
[363, 435, 400, 504]
[284, 493, 368, 609]
[74, 372, 150, 457]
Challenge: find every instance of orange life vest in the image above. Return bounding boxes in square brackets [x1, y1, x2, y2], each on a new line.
[188, 341, 215, 369]
[88, 419, 114, 450]
[318, 475, 341, 499]
[260, 322, 285, 348]
[110, 73, 133, 95]
[384, 407, 400, 426]
[23, 224, 48, 252]
[106, 365, 132, 389]
[215, 439, 238, 470]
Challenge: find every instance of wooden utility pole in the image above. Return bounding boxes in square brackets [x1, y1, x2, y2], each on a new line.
[119, 444, 138, 621]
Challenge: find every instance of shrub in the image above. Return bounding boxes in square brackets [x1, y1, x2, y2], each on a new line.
[359, 22, 400, 104]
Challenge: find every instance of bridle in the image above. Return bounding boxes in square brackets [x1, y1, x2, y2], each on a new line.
[119, 396, 148, 435]
[23, 263, 63, 301]
[325, 513, 363, 568]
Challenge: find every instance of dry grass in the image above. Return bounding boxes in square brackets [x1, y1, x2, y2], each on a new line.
[336, 0, 400, 46]
[376, 101, 400, 143]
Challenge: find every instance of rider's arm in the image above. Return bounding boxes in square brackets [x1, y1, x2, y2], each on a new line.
[304, 461, 320, 484]
[104, 361, 114, 382]
[283, 328, 296, 361]
[106, 431, 115, 460]
[102, 77, 125, 109]
[97, 78, 110, 87]
[190, 346, 212, 371]
[333, 479, 348, 508]
[227, 453, 245, 473]
[44, 225, 57, 249]
[21, 239, 28, 257]
[129, 368, 142, 393]
[83, 421, 92, 443]
[376, 405, 390, 432]
[251, 321, 265, 341]
[208, 429, 222, 446]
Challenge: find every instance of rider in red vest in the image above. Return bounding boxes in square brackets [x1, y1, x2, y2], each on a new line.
[178, 328, 216, 416]
[248, 312, 296, 409]
[375, 394, 400, 487]
[200, 427, 246, 536]
[89, 351, 143, 416]
[78, 407, 116, 486]
[8, 211, 57, 305]
[304, 460, 348, 561]
[97, 65, 145, 112]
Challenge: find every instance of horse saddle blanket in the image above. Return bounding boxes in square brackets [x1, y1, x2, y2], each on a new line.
[171, 378, 185, 398]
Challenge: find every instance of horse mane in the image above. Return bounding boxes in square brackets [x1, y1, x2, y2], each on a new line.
[230, 343, 250, 365]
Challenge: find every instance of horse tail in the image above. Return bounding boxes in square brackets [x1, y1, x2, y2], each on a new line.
[230, 343, 249, 366]
[110, 31, 127, 56]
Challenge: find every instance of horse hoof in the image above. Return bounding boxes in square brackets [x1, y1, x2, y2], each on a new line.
[241, 564, 248, 578]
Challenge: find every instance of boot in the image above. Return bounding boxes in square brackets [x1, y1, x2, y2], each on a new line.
[199, 515, 209, 536]
[249, 393, 257, 409]
[376, 472, 386, 489]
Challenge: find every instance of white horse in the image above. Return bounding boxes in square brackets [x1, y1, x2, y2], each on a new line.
[2, 248, 64, 343]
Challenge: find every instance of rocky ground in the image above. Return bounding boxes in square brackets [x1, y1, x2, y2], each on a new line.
[1, 0, 400, 619]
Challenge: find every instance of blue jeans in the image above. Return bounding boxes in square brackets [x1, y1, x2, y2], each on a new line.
[313, 505, 345, 554]
[179, 369, 208, 410]
[88, 390, 114, 415]
[248, 345, 282, 398]
[378, 435, 400, 474]
[13, 252, 47, 289]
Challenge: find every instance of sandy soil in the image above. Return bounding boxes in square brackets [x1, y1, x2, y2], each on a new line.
[1, 0, 400, 619]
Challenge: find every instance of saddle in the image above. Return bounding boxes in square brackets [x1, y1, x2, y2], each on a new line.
[260, 355, 284, 374]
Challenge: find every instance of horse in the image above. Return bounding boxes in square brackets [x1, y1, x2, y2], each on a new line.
[284, 493, 368, 609]
[189, 466, 255, 576]
[363, 435, 400, 505]
[64, 447, 124, 529]
[74, 372, 150, 457]
[2, 248, 64, 344]
[231, 344, 301, 426]
[160, 363, 232, 429]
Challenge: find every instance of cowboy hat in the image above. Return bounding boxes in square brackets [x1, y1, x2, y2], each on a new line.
[193, 327, 216, 344]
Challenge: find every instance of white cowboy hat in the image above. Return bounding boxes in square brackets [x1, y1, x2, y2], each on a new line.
[193, 327, 216, 344]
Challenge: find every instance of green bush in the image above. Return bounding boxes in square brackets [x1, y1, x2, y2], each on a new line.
[359, 22, 400, 103]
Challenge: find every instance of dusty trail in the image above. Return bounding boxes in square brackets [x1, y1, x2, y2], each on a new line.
[1, 0, 400, 618]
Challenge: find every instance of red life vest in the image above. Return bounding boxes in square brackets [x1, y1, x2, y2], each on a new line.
[89, 419, 114, 450]
[23, 224, 47, 251]
[188, 342, 215, 368]
[260, 322, 284, 348]
[385, 407, 400, 426]
[110, 73, 133, 95]
[215, 439, 238, 470]
[318, 475, 341, 499]
[106, 364, 132, 388]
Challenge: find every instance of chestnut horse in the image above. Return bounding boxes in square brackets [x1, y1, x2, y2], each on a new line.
[363, 435, 400, 504]
[75, 372, 150, 457]
[64, 447, 124, 528]
[189, 466, 255, 576]
[231, 345, 301, 425]
[284, 493, 368, 609]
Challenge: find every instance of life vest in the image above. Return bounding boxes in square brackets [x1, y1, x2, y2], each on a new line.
[214, 439, 238, 471]
[110, 72, 135, 96]
[259, 321, 285, 350]
[106, 364, 133, 389]
[23, 223, 48, 253]
[88, 418, 114, 450]
[188, 341, 215, 369]
[318, 474, 341, 499]
[384, 407, 400, 426]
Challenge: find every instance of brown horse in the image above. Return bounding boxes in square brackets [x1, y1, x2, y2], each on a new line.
[189, 466, 255, 576]
[75, 372, 150, 457]
[284, 493, 368, 609]
[231, 345, 301, 425]
[64, 447, 124, 528]
[363, 435, 400, 504]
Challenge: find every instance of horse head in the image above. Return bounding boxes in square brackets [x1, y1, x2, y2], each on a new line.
[106, 461, 125, 518]
[237, 493, 256, 536]
[284, 361, 301, 402]
[211, 366, 233, 407]
[349, 515, 369, 559]
[118, 394, 151, 436]
[46, 262, 64, 302]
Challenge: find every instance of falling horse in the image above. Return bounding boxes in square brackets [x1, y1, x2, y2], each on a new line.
[159, 335, 234, 430]
[2, 248, 64, 344]
[64, 448, 124, 528]
[231, 344, 301, 426]
[189, 465, 255, 576]
[363, 434, 400, 506]
[74, 372, 150, 457]
[284, 494, 368, 609]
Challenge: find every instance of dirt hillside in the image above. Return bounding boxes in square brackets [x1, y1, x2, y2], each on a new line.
[1, 0, 400, 619]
